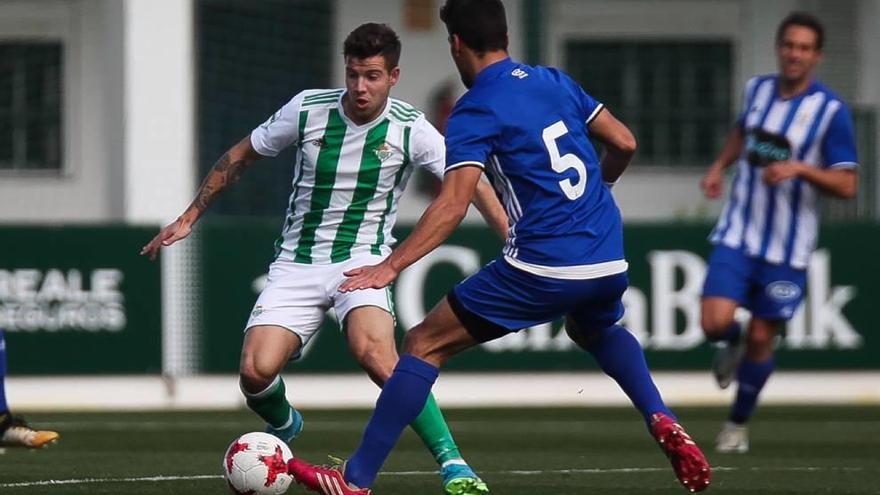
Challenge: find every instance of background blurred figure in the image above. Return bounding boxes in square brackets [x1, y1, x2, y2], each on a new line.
[0, 330, 60, 449]
[415, 78, 462, 198]
[700, 12, 858, 454]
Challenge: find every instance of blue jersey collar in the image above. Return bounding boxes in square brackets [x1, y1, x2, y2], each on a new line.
[473, 57, 516, 86]
[774, 76, 819, 101]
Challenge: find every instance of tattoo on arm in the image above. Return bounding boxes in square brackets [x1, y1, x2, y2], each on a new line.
[192, 152, 253, 213]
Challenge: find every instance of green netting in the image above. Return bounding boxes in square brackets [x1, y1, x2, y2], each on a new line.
[197, 0, 333, 216]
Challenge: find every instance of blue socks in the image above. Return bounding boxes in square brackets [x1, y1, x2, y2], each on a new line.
[345, 355, 439, 489]
[586, 325, 673, 423]
[343, 326, 673, 488]
[708, 322, 742, 343]
[730, 357, 774, 424]
[0, 330, 8, 413]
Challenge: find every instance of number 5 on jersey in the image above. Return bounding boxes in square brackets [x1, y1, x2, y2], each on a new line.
[542, 120, 587, 200]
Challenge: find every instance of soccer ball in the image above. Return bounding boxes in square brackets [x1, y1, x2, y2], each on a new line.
[223, 432, 294, 495]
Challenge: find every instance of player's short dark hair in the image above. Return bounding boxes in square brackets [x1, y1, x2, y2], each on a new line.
[439, 0, 508, 54]
[776, 12, 824, 50]
[343, 23, 401, 70]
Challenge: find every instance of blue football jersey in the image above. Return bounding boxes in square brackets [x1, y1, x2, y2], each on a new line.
[445, 57, 625, 278]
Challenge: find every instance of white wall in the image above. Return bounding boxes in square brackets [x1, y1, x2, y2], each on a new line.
[99, 0, 127, 216]
[123, 0, 195, 225]
[0, 0, 195, 224]
[0, 0, 124, 222]
[122, 0, 200, 377]
[0, 0, 875, 225]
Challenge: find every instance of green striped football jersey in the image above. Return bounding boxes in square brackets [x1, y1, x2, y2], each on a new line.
[251, 89, 445, 264]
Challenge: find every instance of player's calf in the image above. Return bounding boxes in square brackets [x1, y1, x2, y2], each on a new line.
[711, 337, 746, 389]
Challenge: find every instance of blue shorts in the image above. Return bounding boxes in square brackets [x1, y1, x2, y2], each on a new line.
[702, 244, 806, 321]
[448, 257, 626, 343]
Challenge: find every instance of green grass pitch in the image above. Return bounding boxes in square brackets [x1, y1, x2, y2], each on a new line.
[1, 406, 878, 494]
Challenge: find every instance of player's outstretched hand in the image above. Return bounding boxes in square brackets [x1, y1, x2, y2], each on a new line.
[340, 261, 399, 292]
[700, 167, 724, 199]
[140, 217, 193, 261]
[763, 161, 802, 185]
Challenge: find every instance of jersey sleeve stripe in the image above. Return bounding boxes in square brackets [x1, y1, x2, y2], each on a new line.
[303, 90, 343, 101]
[827, 161, 859, 169]
[391, 103, 421, 115]
[586, 104, 605, 125]
[389, 109, 418, 122]
[302, 97, 341, 107]
[446, 161, 485, 172]
[391, 101, 421, 114]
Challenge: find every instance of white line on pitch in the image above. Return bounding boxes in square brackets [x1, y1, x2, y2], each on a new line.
[0, 466, 865, 489]
[0, 475, 220, 488]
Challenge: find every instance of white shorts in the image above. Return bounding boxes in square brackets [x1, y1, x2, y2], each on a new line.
[245, 253, 394, 353]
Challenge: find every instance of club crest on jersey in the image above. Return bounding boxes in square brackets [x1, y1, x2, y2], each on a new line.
[373, 143, 393, 162]
[766, 281, 801, 302]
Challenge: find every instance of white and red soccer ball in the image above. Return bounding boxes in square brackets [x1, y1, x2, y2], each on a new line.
[223, 432, 294, 495]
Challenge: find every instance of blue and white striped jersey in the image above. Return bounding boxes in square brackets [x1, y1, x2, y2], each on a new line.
[709, 75, 858, 269]
[444, 58, 626, 280]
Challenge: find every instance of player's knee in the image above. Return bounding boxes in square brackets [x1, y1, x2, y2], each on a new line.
[746, 326, 775, 349]
[701, 312, 734, 337]
[565, 317, 621, 352]
[239, 355, 279, 392]
[564, 316, 595, 351]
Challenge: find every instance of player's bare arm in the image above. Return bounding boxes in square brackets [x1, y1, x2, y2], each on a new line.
[701, 126, 745, 199]
[471, 178, 509, 240]
[140, 136, 263, 260]
[763, 162, 857, 198]
[340, 166, 483, 292]
[588, 108, 637, 185]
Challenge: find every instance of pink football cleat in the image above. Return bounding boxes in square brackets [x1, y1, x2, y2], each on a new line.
[287, 457, 372, 495]
[650, 413, 712, 492]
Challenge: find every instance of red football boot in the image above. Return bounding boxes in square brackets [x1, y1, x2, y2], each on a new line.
[650, 413, 712, 492]
[287, 457, 372, 495]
